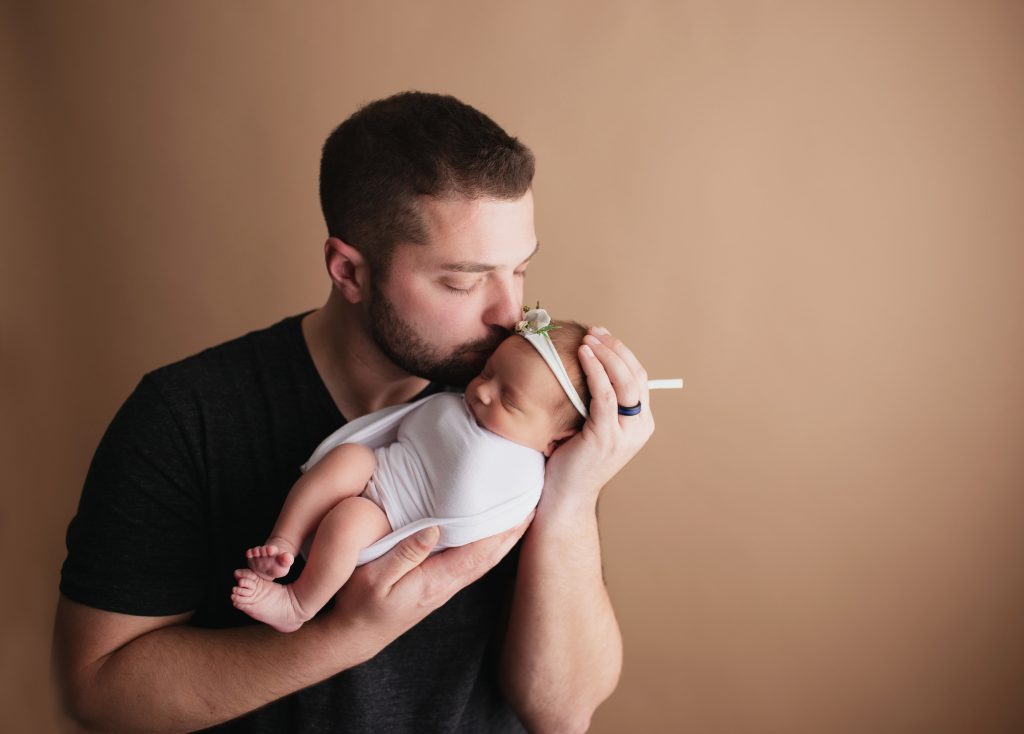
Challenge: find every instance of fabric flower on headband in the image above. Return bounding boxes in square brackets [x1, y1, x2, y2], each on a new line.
[513, 305, 586, 418]
[515, 304, 557, 336]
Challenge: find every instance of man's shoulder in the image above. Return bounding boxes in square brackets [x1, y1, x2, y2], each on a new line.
[143, 313, 309, 403]
[149, 313, 306, 379]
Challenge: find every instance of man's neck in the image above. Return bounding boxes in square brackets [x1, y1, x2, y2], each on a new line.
[302, 292, 431, 420]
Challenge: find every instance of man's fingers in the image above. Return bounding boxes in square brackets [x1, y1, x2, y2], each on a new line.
[419, 512, 534, 594]
[374, 525, 440, 588]
[589, 326, 646, 378]
[371, 512, 531, 603]
[437, 517, 529, 577]
[587, 327, 651, 409]
[582, 334, 639, 407]
[579, 343, 618, 424]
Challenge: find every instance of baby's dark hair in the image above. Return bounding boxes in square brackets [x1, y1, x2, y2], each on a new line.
[546, 319, 591, 432]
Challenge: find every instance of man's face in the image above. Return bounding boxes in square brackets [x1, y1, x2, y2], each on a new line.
[368, 192, 538, 386]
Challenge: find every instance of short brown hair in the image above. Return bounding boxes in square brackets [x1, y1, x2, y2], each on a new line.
[319, 91, 535, 275]
[546, 320, 592, 432]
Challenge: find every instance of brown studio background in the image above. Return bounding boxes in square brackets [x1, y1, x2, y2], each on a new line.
[3, 1, 1023, 732]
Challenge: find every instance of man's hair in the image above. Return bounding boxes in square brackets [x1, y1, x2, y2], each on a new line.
[547, 320, 592, 432]
[319, 91, 535, 274]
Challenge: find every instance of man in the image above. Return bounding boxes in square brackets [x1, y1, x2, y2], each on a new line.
[54, 91, 654, 733]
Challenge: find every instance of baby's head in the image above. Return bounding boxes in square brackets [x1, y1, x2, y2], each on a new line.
[465, 319, 590, 457]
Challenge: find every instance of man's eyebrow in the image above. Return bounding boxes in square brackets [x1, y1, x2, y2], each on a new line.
[440, 241, 540, 273]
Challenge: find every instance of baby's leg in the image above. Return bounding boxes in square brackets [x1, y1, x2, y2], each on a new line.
[247, 443, 376, 580]
[290, 496, 391, 613]
[232, 496, 390, 632]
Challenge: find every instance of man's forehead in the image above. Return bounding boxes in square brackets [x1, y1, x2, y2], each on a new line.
[410, 193, 538, 268]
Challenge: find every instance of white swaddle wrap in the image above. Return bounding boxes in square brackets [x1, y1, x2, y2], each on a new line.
[301, 392, 544, 565]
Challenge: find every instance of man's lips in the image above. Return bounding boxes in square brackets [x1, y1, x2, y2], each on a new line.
[461, 329, 509, 356]
[463, 343, 501, 356]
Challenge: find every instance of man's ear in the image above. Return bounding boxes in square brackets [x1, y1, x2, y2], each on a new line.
[324, 237, 371, 304]
[543, 427, 579, 458]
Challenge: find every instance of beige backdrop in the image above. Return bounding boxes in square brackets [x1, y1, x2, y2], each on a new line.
[3, 1, 1023, 732]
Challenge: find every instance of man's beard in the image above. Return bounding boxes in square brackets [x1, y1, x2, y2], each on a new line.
[368, 281, 508, 387]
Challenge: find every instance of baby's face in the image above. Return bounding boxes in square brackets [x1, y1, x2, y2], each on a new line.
[465, 337, 575, 456]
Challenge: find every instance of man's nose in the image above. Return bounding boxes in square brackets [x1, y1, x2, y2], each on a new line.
[483, 274, 523, 329]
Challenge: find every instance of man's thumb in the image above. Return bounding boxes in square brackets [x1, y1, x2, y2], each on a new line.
[382, 525, 440, 583]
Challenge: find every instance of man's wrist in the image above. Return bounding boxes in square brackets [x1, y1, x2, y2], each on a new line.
[310, 607, 384, 671]
[533, 490, 601, 538]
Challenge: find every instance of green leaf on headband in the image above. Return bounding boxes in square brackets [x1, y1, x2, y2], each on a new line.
[535, 324, 559, 334]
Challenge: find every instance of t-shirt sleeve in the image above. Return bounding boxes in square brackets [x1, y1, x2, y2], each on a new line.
[60, 375, 207, 616]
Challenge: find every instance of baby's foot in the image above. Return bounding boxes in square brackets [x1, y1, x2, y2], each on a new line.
[231, 569, 306, 633]
[245, 543, 294, 580]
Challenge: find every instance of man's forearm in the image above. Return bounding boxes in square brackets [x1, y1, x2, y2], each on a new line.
[57, 522, 529, 734]
[499, 499, 623, 734]
[56, 599, 377, 734]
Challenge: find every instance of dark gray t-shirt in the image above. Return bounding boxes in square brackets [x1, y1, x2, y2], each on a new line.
[60, 314, 524, 733]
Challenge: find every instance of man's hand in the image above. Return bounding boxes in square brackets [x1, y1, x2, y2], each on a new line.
[499, 327, 652, 732]
[330, 513, 533, 654]
[542, 326, 655, 513]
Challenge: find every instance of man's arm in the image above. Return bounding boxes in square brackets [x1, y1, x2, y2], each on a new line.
[54, 520, 529, 734]
[500, 328, 654, 733]
[53, 597, 362, 733]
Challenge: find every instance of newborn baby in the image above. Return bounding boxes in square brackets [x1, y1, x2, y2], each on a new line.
[231, 314, 590, 632]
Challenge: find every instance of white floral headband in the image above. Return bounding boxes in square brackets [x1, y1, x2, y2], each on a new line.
[515, 306, 590, 419]
[515, 306, 685, 421]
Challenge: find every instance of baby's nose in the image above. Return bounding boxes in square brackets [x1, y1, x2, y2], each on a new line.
[475, 383, 492, 405]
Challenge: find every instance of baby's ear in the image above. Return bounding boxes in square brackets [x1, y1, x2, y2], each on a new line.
[543, 428, 579, 458]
